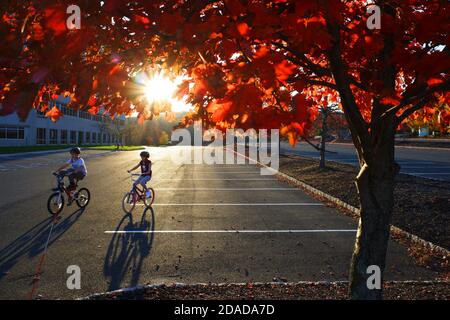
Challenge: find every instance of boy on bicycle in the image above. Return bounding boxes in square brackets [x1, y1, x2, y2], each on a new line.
[54, 147, 87, 204]
[127, 151, 152, 190]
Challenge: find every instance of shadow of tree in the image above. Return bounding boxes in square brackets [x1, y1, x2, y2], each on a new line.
[103, 207, 155, 291]
[0, 208, 85, 280]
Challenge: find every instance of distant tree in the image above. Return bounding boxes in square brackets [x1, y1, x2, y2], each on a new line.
[158, 131, 169, 145]
[316, 104, 342, 168]
[98, 117, 125, 145]
[404, 102, 450, 136]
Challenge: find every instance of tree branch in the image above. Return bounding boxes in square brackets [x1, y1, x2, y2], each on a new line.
[383, 79, 450, 118]
[395, 97, 431, 124]
[325, 19, 369, 158]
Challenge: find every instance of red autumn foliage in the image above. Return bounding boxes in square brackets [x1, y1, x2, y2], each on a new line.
[45, 106, 63, 122]
[1, 0, 447, 137]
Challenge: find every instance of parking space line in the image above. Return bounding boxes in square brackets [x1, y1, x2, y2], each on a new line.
[154, 178, 277, 181]
[138, 203, 323, 206]
[105, 229, 357, 234]
[154, 188, 300, 191]
[404, 172, 450, 175]
[188, 171, 261, 174]
[400, 166, 450, 169]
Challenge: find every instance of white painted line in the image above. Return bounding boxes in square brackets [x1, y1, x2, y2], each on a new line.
[105, 229, 357, 234]
[396, 161, 438, 165]
[139, 203, 323, 206]
[154, 188, 300, 191]
[154, 178, 277, 181]
[400, 166, 450, 169]
[188, 171, 261, 174]
[403, 172, 450, 175]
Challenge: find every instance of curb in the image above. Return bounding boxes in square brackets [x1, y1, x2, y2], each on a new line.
[0, 148, 72, 158]
[82, 280, 449, 299]
[229, 148, 450, 257]
[329, 141, 450, 151]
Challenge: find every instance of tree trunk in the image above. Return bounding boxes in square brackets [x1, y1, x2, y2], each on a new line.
[348, 118, 399, 299]
[319, 108, 328, 168]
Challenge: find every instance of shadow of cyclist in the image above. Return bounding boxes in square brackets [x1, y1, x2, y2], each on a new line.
[103, 207, 155, 291]
[0, 208, 85, 280]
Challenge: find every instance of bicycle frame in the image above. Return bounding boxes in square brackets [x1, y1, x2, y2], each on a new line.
[129, 174, 148, 203]
[54, 173, 78, 198]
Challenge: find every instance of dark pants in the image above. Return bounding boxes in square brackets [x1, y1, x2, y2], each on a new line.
[58, 169, 85, 190]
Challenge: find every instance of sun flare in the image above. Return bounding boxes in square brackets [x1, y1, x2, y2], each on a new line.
[144, 72, 176, 103]
[142, 71, 192, 113]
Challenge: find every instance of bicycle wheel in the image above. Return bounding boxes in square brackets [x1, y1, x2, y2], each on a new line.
[143, 187, 155, 207]
[47, 192, 64, 215]
[122, 192, 136, 213]
[75, 188, 91, 208]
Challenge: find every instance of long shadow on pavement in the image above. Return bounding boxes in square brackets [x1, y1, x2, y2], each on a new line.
[103, 207, 155, 292]
[0, 208, 85, 280]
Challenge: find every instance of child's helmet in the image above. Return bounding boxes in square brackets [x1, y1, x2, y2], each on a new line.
[70, 147, 81, 154]
[140, 151, 150, 158]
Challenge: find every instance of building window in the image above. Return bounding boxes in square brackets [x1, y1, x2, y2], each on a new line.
[49, 129, 58, 144]
[36, 128, 46, 144]
[92, 132, 96, 144]
[103, 134, 106, 144]
[78, 131, 84, 145]
[61, 130, 68, 144]
[70, 131, 77, 144]
[86, 132, 91, 144]
[0, 126, 25, 140]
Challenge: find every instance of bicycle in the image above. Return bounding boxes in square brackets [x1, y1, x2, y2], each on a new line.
[47, 172, 91, 215]
[122, 173, 155, 213]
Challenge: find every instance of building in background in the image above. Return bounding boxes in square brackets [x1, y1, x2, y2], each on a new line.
[0, 103, 125, 147]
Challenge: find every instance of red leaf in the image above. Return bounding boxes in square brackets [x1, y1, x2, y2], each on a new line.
[293, 94, 311, 122]
[44, 5, 67, 36]
[45, 106, 63, 122]
[427, 77, 444, 87]
[88, 106, 99, 115]
[87, 95, 98, 107]
[237, 22, 249, 36]
[40, 104, 49, 113]
[208, 99, 233, 123]
[134, 14, 151, 25]
[274, 60, 297, 82]
[380, 96, 401, 106]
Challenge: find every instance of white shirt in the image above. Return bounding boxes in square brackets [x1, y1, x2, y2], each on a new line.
[67, 157, 87, 175]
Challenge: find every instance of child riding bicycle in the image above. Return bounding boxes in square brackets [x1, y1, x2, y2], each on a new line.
[53, 147, 87, 204]
[127, 151, 152, 192]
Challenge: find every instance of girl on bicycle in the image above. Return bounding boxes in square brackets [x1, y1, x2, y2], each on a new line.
[127, 150, 152, 189]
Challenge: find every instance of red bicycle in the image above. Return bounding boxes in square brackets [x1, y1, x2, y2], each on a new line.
[122, 173, 155, 213]
[47, 172, 90, 215]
